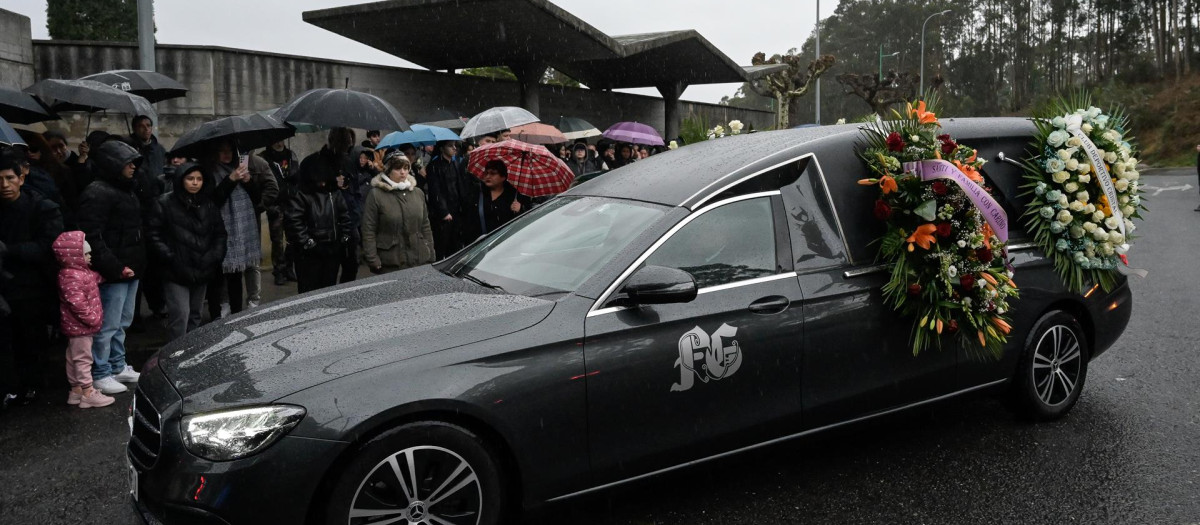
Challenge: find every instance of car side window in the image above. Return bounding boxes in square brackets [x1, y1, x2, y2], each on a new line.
[644, 197, 777, 289]
[780, 157, 848, 271]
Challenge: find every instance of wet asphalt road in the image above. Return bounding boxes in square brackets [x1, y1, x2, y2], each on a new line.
[1, 170, 1197, 525]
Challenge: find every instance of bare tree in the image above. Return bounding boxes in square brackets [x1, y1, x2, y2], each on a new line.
[748, 51, 836, 129]
[835, 70, 941, 117]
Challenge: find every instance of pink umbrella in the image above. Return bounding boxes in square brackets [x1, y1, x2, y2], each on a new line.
[602, 121, 665, 146]
[511, 123, 568, 145]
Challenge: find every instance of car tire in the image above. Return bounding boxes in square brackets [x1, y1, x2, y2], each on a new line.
[1010, 310, 1090, 421]
[324, 421, 508, 525]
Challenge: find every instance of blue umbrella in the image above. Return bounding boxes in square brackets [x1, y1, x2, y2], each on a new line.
[411, 124, 460, 142]
[377, 128, 438, 150]
[0, 116, 25, 147]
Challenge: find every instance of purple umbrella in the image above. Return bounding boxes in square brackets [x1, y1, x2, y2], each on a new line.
[602, 121, 665, 146]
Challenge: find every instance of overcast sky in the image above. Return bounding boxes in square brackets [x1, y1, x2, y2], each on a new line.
[5, 0, 823, 104]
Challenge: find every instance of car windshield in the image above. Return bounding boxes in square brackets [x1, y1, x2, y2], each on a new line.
[447, 197, 667, 297]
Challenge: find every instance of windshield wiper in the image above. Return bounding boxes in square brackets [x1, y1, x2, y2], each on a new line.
[461, 272, 506, 293]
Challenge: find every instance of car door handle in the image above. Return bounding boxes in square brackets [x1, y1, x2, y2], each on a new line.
[748, 296, 790, 315]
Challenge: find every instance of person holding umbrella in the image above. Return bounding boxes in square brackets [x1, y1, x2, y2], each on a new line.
[477, 160, 531, 235]
[287, 128, 354, 293]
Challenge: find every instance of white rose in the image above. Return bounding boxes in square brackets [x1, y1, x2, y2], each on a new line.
[1070, 226, 1084, 238]
[1114, 162, 1126, 175]
[1064, 182, 1079, 192]
[1052, 116, 1066, 128]
[1100, 242, 1114, 256]
[1104, 151, 1118, 164]
[1118, 195, 1129, 205]
[1128, 157, 1139, 166]
[1077, 162, 1091, 174]
[1083, 222, 1097, 232]
[1065, 159, 1080, 171]
[1081, 123, 1094, 133]
[1127, 171, 1139, 181]
[1076, 191, 1090, 203]
[1058, 149, 1074, 161]
[1084, 204, 1096, 214]
[1047, 130, 1069, 147]
[835, 118, 847, 125]
[1124, 219, 1136, 232]
[957, 240, 967, 248]
[1052, 171, 1071, 184]
[1109, 232, 1125, 244]
[1058, 195, 1070, 206]
[1077, 173, 1091, 184]
[729, 120, 744, 134]
[1087, 106, 1102, 119]
[1122, 205, 1135, 217]
[1093, 229, 1109, 241]
[1069, 201, 1085, 212]
[1103, 130, 1121, 142]
[1115, 179, 1129, 191]
[1057, 210, 1074, 223]
[1092, 210, 1105, 222]
[1105, 217, 1121, 229]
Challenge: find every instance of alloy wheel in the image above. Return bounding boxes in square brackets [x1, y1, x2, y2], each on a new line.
[1030, 324, 1083, 407]
[349, 445, 483, 525]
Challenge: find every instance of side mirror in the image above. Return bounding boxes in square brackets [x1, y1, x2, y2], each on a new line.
[619, 265, 697, 305]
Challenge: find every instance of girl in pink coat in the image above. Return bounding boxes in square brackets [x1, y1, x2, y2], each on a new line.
[53, 231, 115, 408]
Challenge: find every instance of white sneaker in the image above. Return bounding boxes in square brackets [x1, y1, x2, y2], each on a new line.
[246, 300, 259, 308]
[220, 302, 231, 318]
[113, 366, 141, 383]
[94, 376, 128, 394]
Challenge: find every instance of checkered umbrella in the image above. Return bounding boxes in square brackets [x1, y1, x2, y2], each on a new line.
[466, 139, 575, 197]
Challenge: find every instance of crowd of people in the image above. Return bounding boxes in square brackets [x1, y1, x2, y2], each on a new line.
[0, 114, 667, 411]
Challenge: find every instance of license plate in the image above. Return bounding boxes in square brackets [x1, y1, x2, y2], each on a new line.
[128, 459, 139, 502]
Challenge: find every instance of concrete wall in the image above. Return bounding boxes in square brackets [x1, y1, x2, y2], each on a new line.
[0, 9, 35, 90]
[30, 40, 774, 155]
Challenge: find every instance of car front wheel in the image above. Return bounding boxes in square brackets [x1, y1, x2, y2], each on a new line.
[325, 421, 507, 525]
[1010, 310, 1090, 421]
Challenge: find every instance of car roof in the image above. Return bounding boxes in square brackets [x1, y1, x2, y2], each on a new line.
[566, 117, 1039, 265]
[566, 117, 1036, 209]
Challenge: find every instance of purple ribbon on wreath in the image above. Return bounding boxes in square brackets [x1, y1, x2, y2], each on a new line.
[903, 159, 1010, 243]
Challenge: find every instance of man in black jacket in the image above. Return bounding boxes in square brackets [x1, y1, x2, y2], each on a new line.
[0, 152, 64, 404]
[288, 130, 354, 293]
[260, 141, 300, 284]
[426, 140, 466, 259]
[77, 141, 147, 395]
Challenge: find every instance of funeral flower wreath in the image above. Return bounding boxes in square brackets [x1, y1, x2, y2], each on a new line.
[1021, 95, 1144, 293]
[859, 101, 1018, 358]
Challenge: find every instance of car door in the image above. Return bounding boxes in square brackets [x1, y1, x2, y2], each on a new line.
[787, 154, 959, 429]
[583, 192, 805, 483]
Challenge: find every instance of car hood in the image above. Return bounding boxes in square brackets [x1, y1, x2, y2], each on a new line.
[157, 266, 554, 414]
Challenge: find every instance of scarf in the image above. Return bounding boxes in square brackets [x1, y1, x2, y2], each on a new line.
[215, 163, 261, 273]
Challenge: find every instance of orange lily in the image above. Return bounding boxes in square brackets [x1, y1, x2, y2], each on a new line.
[907, 100, 938, 125]
[906, 223, 938, 251]
[954, 160, 984, 184]
[981, 223, 994, 251]
[880, 174, 898, 194]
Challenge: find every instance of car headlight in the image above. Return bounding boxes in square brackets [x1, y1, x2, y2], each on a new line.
[181, 405, 306, 461]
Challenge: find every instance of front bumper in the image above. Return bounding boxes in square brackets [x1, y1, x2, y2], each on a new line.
[130, 367, 348, 524]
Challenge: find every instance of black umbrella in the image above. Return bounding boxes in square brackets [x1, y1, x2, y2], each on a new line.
[416, 108, 468, 130]
[274, 88, 409, 132]
[24, 79, 156, 119]
[0, 87, 57, 124]
[0, 116, 25, 147]
[170, 113, 295, 158]
[79, 69, 189, 103]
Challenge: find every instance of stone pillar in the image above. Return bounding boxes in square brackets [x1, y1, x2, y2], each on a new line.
[508, 61, 547, 118]
[656, 81, 688, 143]
[0, 8, 35, 90]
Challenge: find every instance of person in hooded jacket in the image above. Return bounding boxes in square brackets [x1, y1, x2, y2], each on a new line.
[75, 140, 145, 395]
[286, 132, 354, 294]
[52, 231, 115, 408]
[566, 142, 604, 177]
[148, 163, 228, 340]
[361, 156, 434, 274]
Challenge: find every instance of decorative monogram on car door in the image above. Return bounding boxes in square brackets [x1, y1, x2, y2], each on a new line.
[671, 324, 742, 392]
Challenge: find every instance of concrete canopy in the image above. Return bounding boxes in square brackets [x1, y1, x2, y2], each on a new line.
[303, 0, 788, 137]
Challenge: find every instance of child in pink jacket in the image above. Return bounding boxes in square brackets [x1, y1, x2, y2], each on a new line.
[53, 231, 115, 408]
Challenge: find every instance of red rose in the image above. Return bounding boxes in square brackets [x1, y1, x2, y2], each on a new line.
[976, 247, 994, 263]
[936, 222, 952, 238]
[959, 274, 976, 289]
[873, 199, 893, 221]
[947, 319, 959, 333]
[908, 283, 922, 295]
[886, 132, 906, 152]
[932, 181, 949, 195]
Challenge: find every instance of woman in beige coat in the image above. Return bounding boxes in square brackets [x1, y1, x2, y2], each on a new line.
[361, 156, 435, 274]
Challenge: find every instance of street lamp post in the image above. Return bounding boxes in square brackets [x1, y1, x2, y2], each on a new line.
[920, 9, 952, 96]
[879, 45, 899, 82]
